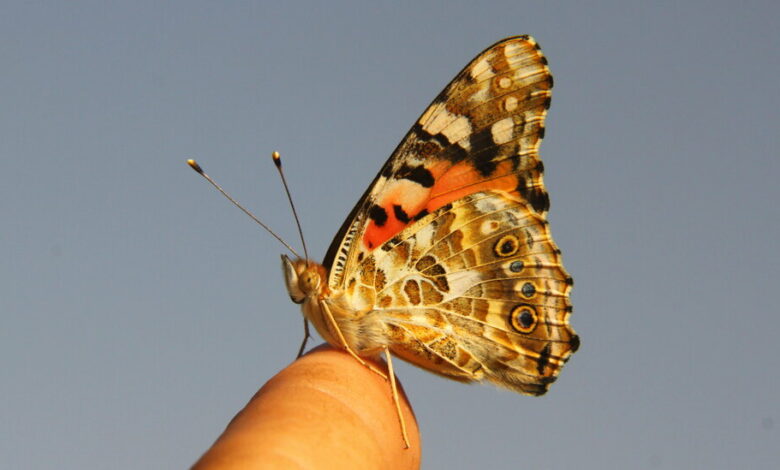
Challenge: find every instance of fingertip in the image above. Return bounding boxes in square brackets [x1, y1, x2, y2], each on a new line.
[296, 346, 421, 457]
[193, 345, 420, 469]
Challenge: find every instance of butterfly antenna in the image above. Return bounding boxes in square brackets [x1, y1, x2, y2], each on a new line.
[187, 159, 301, 258]
[271, 151, 310, 264]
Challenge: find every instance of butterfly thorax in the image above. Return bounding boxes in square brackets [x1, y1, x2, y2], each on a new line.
[281, 255, 386, 355]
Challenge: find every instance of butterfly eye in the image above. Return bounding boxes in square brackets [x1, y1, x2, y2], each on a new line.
[298, 270, 321, 293]
[510, 305, 538, 334]
[494, 234, 520, 257]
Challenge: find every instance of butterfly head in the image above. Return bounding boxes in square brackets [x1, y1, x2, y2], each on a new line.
[281, 255, 328, 304]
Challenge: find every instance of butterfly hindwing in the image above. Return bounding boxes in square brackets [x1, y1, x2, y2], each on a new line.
[341, 191, 576, 394]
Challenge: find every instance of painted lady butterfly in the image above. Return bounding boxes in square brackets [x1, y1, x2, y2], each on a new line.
[190, 35, 579, 448]
[281, 36, 579, 445]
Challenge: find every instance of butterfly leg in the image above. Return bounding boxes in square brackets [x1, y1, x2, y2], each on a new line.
[319, 300, 388, 380]
[383, 346, 411, 449]
[296, 318, 311, 358]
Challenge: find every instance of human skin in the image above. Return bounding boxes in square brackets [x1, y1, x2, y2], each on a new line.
[191, 345, 421, 470]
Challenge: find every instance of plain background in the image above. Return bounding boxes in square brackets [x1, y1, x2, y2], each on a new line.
[2, 1, 779, 469]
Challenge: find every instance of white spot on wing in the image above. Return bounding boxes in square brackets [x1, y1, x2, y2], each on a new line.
[503, 41, 528, 63]
[440, 114, 472, 146]
[470, 57, 494, 80]
[480, 220, 500, 235]
[444, 270, 481, 299]
[491, 117, 514, 145]
[414, 224, 435, 253]
[513, 67, 547, 86]
[419, 102, 445, 129]
[421, 106, 473, 147]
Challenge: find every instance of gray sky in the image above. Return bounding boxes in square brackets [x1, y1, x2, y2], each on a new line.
[2, 1, 779, 468]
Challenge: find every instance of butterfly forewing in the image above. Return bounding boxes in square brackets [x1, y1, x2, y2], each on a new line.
[325, 36, 553, 289]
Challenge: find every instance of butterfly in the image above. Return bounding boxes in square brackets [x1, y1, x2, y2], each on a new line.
[280, 36, 579, 446]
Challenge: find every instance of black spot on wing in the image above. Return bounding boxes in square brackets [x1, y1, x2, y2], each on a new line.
[470, 127, 500, 177]
[507, 153, 521, 172]
[538, 375, 557, 386]
[516, 176, 550, 213]
[412, 123, 449, 149]
[411, 123, 469, 164]
[381, 236, 402, 252]
[368, 205, 388, 227]
[443, 143, 469, 164]
[397, 164, 434, 188]
[537, 344, 551, 375]
[413, 209, 429, 221]
[521, 282, 536, 298]
[518, 310, 535, 327]
[531, 191, 550, 213]
[393, 204, 410, 223]
[570, 335, 581, 353]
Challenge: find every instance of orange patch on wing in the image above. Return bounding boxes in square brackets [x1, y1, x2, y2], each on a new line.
[362, 182, 429, 250]
[362, 163, 446, 250]
[362, 160, 518, 250]
[363, 217, 406, 250]
[427, 160, 518, 210]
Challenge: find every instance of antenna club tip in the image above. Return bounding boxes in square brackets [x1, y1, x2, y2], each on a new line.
[187, 159, 204, 174]
[272, 151, 282, 167]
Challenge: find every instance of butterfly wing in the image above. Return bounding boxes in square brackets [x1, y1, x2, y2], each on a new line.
[324, 35, 554, 287]
[323, 36, 577, 394]
[356, 191, 577, 394]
